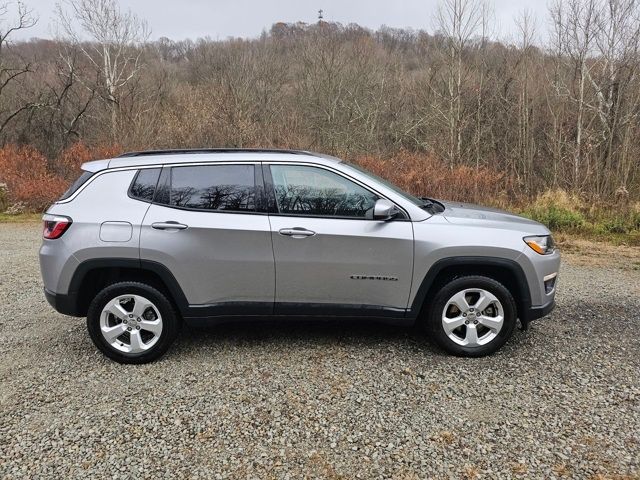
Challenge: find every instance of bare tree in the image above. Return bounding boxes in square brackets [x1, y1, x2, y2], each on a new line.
[550, 0, 599, 190]
[434, 0, 484, 165]
[590, 0, 640, 195]
[46, 49, 96, 149]
[0, 1, 37, 136]
[55, 0, 149, 138]
[514, 9, 537, 193]
[472, 2, 493, 170]
[296, 25, 349, 152]
[549, 0, 640, 196]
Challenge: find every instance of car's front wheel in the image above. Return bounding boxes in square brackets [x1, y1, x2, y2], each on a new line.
[87, 282, 180, 364]
[426, 275, 517, 357]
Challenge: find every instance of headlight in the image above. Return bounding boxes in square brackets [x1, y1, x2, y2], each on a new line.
[524, 235, 556, 255]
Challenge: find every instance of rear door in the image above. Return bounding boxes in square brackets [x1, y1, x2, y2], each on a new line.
[265, 163, 414, 316]
[140, 162, 274, 314]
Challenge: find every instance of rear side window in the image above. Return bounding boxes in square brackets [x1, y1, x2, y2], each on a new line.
[129, 168, 161, 202]
[159, 165, 256, 212]
[59, 171, 94, 201]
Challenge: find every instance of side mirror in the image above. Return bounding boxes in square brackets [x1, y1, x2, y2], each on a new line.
[373, 199, 400, 221]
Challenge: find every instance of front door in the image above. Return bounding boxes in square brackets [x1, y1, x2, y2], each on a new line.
[140, 163, 274, 314]
[265, 164, 414, 316]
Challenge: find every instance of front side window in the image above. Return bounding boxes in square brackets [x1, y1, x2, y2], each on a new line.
[269, 165, 378, 218]
[345, 162, 425, 207]
[161, 164, 256, 212]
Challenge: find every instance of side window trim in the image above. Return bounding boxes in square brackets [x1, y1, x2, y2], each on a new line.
[151, 163, 266, 215]
[254, 162, 269, 213]
[152, 166, 171, 205]
[260, 163, 278, 214]
[264, 162, 407, 220]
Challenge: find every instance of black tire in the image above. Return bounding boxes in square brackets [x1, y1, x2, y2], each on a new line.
[426, 275, 517, 357]
[87, 282, 180, 364]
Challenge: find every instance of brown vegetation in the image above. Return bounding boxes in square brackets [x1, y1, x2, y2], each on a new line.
[0, 143, 121, 210]
[353, 152, 512, 206]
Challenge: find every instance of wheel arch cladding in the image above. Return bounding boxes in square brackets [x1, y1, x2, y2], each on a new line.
[68, 258, 189, 317]
[409, 256, 531, 324]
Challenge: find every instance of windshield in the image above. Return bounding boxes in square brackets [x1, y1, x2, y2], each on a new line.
[344, 162, 426, 207]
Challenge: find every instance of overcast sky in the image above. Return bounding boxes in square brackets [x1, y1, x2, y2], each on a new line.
[10, 0, 551, 43]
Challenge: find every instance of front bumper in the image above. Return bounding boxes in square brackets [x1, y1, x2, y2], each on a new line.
[522, 298, 555, 323]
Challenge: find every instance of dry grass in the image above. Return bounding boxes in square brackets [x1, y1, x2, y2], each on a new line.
[430, 430, 456, 445]
[587, 475, 640, 480]
[306, 452, 346, 479]
[462, 466, 481, 479]
[556, 235, 640, 273]
[0, 213, 42, 223]
[511, 462, 528, 475]
[522, 189, 640, 240]
[552, 464, 572, 477]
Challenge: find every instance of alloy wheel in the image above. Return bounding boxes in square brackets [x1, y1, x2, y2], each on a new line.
[99, 294, 163, 354]
[441, 288, 504, 347]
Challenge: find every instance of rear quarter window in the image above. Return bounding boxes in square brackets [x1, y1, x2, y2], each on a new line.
[129, 168, 161, 202]
[59, 171, 94, 201]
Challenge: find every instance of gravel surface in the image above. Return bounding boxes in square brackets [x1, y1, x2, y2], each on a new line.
[0, 223, 638, 479]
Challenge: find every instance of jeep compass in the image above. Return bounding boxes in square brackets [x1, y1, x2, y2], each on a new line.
[39, 149, 560, 363]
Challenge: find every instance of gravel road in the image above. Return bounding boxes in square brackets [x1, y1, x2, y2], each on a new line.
[0, 223, 638, 479]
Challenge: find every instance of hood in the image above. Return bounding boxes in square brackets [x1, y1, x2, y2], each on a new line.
[439, 200, 549, 233]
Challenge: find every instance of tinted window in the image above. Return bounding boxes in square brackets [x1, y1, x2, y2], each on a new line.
[154, 167, 171, 205]
[59, 171, 94, 201]
[270, 165, 378, 218]
[345, 162, 425, 207]
[167, 165, 256, 212]
[130, 168, 161, 202]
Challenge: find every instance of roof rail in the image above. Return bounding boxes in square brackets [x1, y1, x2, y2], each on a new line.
[117, 148, 313, 158]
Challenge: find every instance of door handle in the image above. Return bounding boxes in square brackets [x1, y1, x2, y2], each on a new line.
[152, 221, 188, 230]
[278, 227, 316, 238]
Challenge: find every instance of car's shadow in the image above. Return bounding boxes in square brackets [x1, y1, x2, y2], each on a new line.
[171, 317, 429, 353]
[166, 316, 535, 360]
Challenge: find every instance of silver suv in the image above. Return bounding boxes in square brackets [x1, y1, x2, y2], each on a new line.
[39, 149, 560, 363]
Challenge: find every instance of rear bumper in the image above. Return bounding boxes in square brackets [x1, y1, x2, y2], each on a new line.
[44, 288, 81, 317]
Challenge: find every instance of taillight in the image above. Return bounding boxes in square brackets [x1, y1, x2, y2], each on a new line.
[43, 214, 72, 239]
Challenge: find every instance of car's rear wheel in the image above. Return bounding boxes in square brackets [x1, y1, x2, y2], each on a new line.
[426, 275, 517, 357]
[87, 282, 180, 364]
